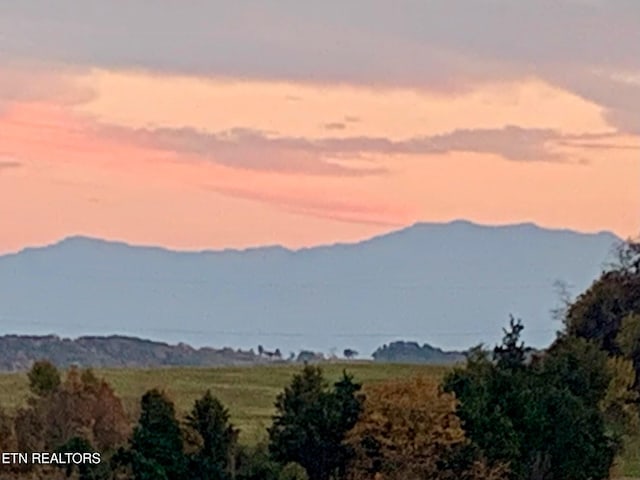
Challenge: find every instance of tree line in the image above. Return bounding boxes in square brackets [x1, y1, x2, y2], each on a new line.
[0, 240, 639, 480]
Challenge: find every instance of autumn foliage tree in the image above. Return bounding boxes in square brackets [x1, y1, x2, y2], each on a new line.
[601, 356, 640, 437]
[10, 364, 130, 479]
[15, 365, 130, 454]
[346, 376, 507, 480]
[0, 407, 14, 453]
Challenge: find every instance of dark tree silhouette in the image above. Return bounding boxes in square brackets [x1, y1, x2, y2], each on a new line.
[444, 320, 618, 480]
[268, 365, 363, 480]
[343, 349, 358, 359]
[186, 390, 238, 480]
[128, 389, 186, 480]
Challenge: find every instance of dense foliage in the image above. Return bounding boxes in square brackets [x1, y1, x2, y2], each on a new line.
[444, 319, 623, 480]
[346, 376, 507, 480]
[185, 390, 238, 480]
[268, 365, 364, 480]
[0, 365, 130, 479]
[27, 359, 61, 396]
[126, 389, 187, 480]
[565, 241, 640, 388]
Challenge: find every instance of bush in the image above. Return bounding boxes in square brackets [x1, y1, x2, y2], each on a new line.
[279, 462, 309, 480]
[234, 442, 282, 480]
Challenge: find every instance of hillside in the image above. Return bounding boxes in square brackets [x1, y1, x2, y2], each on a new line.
[372, 341, 465, 364]
[0, 334, 262, 371]
[0, 221, 620, 354]
[0, 334, 467, 372]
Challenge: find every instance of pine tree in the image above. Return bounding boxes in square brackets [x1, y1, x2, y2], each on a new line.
[268, 365, 364, 480]
[186, 390, 238, 480]
[129, 389, 186, 480]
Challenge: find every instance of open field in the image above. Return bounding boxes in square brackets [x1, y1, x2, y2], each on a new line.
[0, 362, 448, 442]
[0, 362, 637, 477]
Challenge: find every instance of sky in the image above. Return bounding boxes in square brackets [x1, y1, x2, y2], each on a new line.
[1, 0, 639, 254]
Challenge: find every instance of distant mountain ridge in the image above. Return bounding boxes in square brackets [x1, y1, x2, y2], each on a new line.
[0, 220, 621, 355]
[7, 220, 617, 257]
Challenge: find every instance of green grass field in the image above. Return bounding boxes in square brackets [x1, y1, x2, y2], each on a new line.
[0, 362, 637, 477]
[0, 362, 447, 442]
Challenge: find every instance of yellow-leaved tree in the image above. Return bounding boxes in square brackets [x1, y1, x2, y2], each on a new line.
[345, 376, 507, 480]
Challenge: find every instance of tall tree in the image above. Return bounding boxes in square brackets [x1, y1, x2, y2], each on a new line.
[15, 366, 129, 452]
[444, 320, 619, 480]
[346, 376, 507, 480]
[565, 240, 640, 357]
[186, 390, 238, 480]
[14, 366, 129, 479]
[129, 389, 186, 480]
[268, 365, 364, 480]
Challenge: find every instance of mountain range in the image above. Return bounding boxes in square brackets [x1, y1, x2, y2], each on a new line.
[0, 221, 620, 356]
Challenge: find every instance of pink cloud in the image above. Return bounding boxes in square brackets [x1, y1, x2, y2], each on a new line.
[97, 124, 386, 176]
[98, 123, 591, 166]
[0, 102, 412, 228]
[209, 185, 413, 227]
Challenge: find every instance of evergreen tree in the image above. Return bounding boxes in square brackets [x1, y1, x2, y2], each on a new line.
[129, 389, 186, 480]
[186, 390, 238, 480]
[268, 365, 363, 480]
[443, 320, 619, 480]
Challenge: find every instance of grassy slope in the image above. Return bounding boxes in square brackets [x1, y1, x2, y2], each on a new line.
[0, 362, 636, 477]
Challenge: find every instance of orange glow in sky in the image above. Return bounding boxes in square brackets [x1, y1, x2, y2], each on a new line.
[1, 2, 639, 253]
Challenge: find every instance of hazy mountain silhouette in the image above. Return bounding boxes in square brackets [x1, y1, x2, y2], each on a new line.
[0, 221, 620, 356]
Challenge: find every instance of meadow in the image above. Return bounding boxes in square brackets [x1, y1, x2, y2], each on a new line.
[0, 362, 637, 478]
[0, 362, 447, 442]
